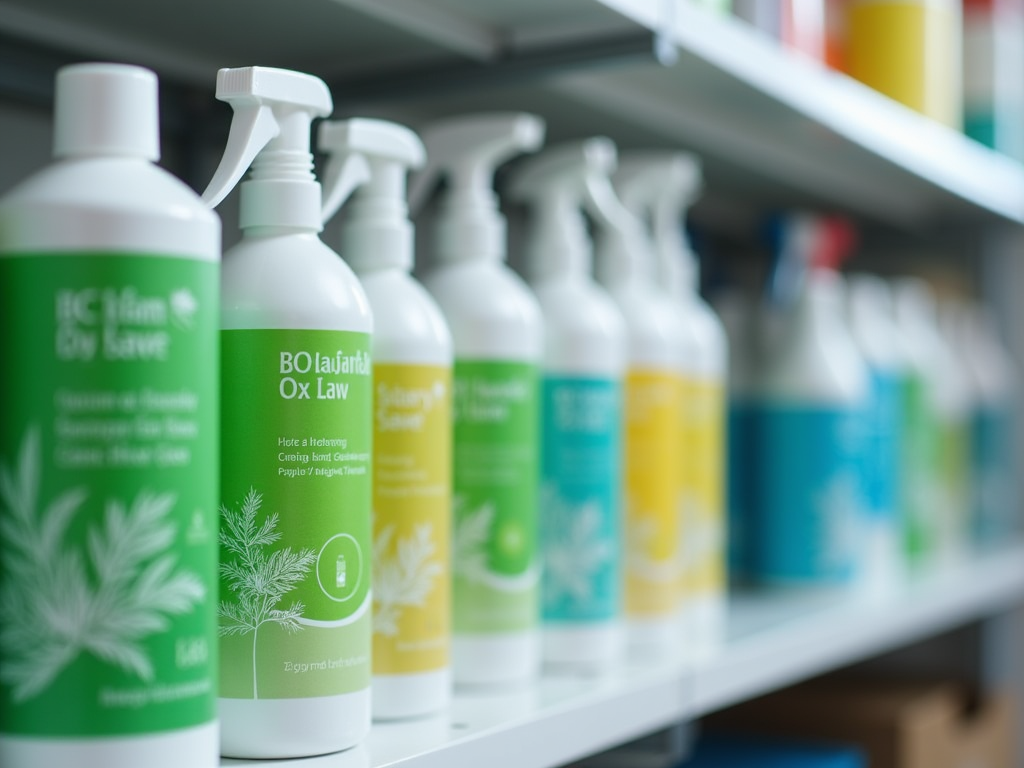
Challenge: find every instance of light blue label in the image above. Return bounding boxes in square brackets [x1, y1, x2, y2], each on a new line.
[540, 376, 621, 623]
[972, 404, 1016, 546]
[727, 399, 758, 580]
[862, 370, 900, 522]
[756, 405, 866, 584]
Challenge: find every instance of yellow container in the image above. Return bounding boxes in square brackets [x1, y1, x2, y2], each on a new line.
[847, 0, 962, 127]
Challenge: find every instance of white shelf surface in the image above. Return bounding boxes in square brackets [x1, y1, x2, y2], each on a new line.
[3, 0, 1024, 227]
[221, 543, 1024, 768]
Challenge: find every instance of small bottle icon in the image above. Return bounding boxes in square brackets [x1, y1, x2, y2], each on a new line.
[336, 554, 347, 589]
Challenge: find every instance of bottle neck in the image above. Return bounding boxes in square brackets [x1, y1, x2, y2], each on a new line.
[434, 193, 506, 264]
[526, 198, 591, 283]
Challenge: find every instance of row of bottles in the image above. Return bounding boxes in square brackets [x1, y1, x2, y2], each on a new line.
[722, 215, 1017, 590]
[0, 63, 729, 765]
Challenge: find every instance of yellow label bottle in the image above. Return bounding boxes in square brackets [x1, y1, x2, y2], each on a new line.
[372, 365, 451, 677]
[624, 370, 683, 648]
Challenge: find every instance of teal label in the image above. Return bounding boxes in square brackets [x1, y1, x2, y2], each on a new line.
[219, 330, 371, 700]
[863, 371, 900, 521]
[452, 360, 539, 634]
[972, 404, 1016, 545]
[726, 399, 758, 580]
[0, 254, 218, 737]
[756, 405, 866, 584]
[540, 376, 620, 624]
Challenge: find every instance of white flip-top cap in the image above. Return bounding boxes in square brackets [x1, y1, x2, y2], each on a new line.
[55, 63, 159, 160]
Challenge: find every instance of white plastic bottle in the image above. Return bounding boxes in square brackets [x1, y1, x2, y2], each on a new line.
[616, 151, 728, 656]
[318, 118, 454, 719]
[757, 218, 869, 586]
[892, 278, 965, 570]
[506, 138, 627, 669]
[954, 304, 1017, 546]
[202, 67, 372, 757]
[846, 275, 906, 591]
[585, 144, 685, 657]
[412, 113, 545, 686]
[0, 63, 220, 768]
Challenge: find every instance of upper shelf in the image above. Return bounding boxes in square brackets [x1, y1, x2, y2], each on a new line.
[2, 0, 1023, 229]
[220, 543, 1024, 768]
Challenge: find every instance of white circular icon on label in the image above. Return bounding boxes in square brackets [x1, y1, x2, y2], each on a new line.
[316, 533, 363, 603]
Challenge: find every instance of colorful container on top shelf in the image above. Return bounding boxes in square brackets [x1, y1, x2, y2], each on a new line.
[846, 0, 963, 127]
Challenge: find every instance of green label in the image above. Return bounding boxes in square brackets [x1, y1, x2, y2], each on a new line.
[219, 330, 371, 700]
[0, 254, 218, 737]
[901, 374, 940, 564]
[452, 360, 539, 634]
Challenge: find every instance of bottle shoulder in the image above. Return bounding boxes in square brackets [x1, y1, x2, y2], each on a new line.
[222, 234, 372, 333]
[360, 270, 453, 365]
[765, 317, 868, 405]
[532, 277, 626, 376]
[423, 261, 543, 361]
[607, 283, 682, 370]
[0, 158, 219, 259]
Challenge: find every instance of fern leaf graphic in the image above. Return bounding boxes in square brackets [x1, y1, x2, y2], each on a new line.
[218, 488, 315, 698]
[0, 427, 206, 703]
[453, 497, 494, 584]
[373, 522, 443, 637]
[542, 485, 614, 608]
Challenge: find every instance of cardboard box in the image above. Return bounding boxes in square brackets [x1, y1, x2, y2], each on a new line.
[954, 692, 1015, 768]
[706, 681, 1016, 768]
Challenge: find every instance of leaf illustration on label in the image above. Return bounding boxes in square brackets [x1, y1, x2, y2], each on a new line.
[169, 288, 198, 329]
[678, 492, 719, 576]
[0, 427, 205, 703]
[372, 523, 443, 637]
[452, 495, 494, 585]
[218, 487, 315, 699]
[541, 484, 613, 608]
[625, 501, 678, 585]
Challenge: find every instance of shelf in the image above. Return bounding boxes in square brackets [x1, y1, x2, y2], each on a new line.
[3, 1, 1024, 230]
[220, 544, 1024, 768]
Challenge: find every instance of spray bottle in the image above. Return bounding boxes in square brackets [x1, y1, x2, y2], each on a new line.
[506, 138, 627, 669]
[892, 278, 963, 570]
[411, 113, 545, 686]
[954, 303, 1017, 546]
[756, 216, 869, 586]
[202, 67, 372, 757]
[616, 152, 728, 655]
[845, 275, 906, 591]
[584, 144, 685, 657]
[0, 62, 220, 768]
[318, 118, 453, 719]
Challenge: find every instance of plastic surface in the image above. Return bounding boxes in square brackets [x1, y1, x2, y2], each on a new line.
[419, 113, 544, 687]
[0, 62, 219, 768]
[616, 151, 728, 653]
[756, 268, 869, 586]
[55, 63, 159, 160]
[893, 278, 969, 567]
[319, 117, 425, 273]
[508, 138, 628, 668]
[206, 67, 373, 757]
[412, 112, 545, 265]
[202, 66, 333, 231]
[507, 136, 617, 281]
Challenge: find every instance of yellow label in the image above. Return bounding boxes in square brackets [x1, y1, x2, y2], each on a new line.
[372, 364, 451, 676]
[679, 378, 726, 600]
[624, 369, 682, 618]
